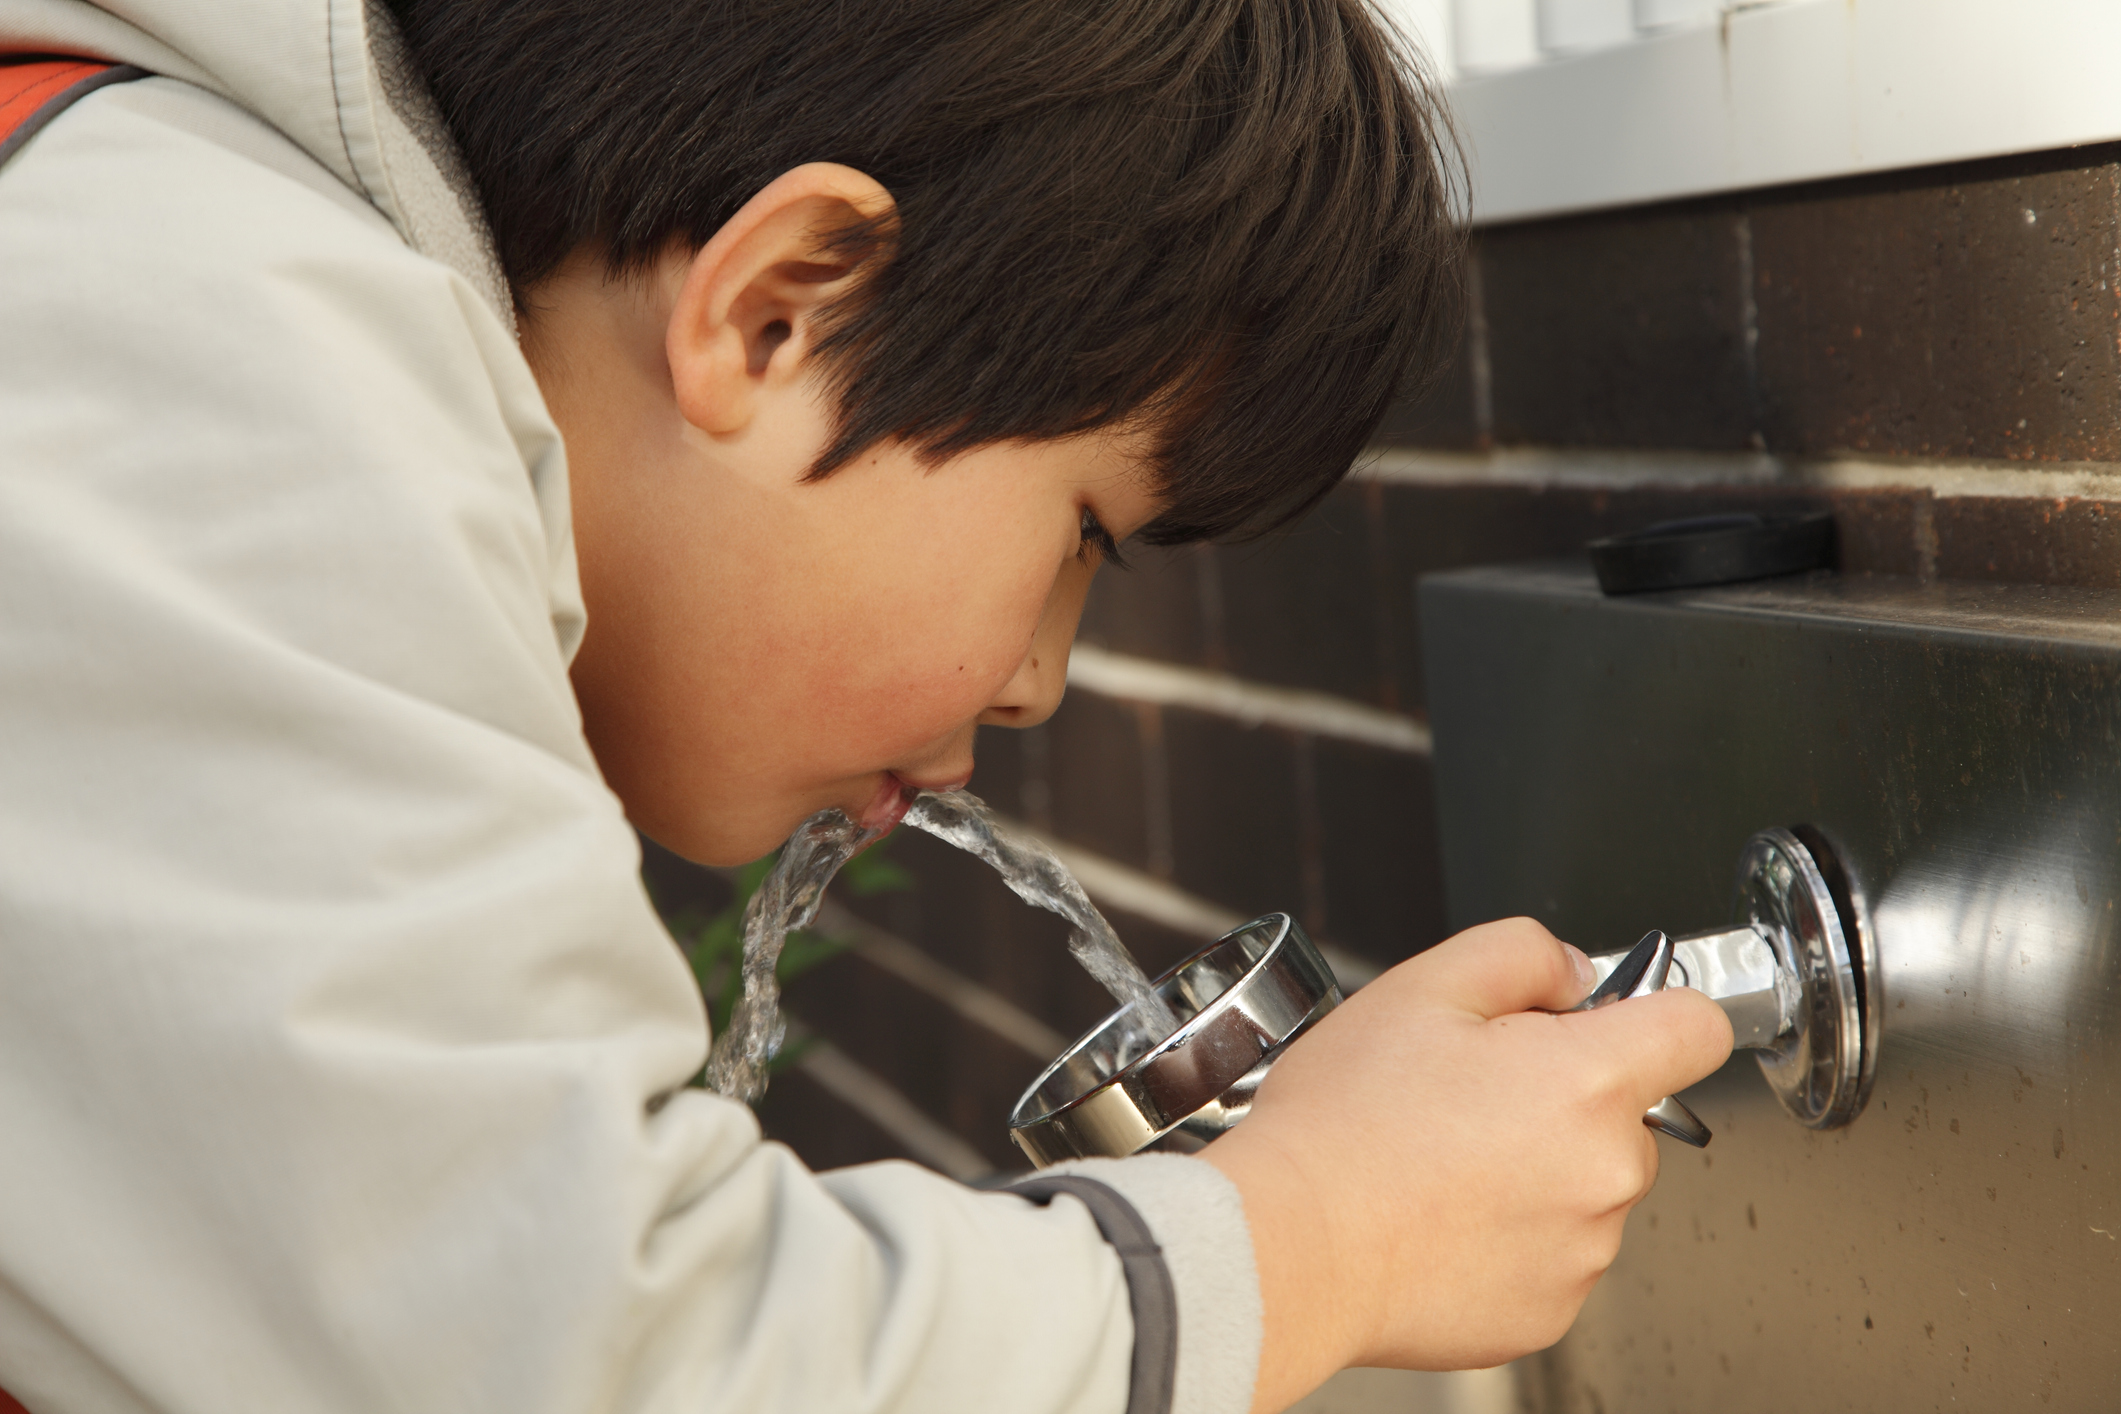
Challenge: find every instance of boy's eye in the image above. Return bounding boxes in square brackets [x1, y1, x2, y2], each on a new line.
[1077, 507, 1129, 570]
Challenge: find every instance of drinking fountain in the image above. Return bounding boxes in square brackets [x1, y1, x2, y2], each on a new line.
[1008, 827, 1876, 1165]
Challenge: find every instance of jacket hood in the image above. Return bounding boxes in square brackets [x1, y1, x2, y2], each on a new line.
[0, 0, 512, 327]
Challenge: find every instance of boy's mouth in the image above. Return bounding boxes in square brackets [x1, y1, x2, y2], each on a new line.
[857, 769, 973, 832]
[856, 776, 917, 832]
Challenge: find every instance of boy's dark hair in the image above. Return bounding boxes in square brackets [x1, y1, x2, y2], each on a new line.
[394, 0, 1462, 544]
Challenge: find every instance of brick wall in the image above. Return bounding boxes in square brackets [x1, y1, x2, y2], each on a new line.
[649, 138, 2121, 1181]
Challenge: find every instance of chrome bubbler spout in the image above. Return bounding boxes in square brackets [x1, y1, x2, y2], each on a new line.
[1007, 913, 1341, 1167]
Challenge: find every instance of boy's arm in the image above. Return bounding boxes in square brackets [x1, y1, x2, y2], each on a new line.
[0, 76, 1225, 1414]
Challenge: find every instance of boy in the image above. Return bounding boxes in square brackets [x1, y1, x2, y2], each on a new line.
[0, 3, 1731, 1414]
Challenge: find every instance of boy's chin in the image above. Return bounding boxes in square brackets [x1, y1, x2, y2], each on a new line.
[642, 825, 766, 870]
[640, 804, 812, 869]
[641, 777, 911, 868]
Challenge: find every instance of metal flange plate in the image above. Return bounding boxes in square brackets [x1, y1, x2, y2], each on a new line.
[1738, 828, 1870, 1128]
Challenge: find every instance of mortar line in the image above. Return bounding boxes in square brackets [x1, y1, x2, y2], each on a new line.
[1362, 476, 1402, 711]
[1192, 542, 1229, 669]
[1290, 732, 1330, 942]
[1019, 722, 1054, 833]
[999, 817, 1383, 990]
[1133, 702, 1176, 880]
[1466, 242, 1495, 444]
[1735, 207, 1765, 447]
[1066, 645, 1432, 757]
[1355, 445, 2121, 499]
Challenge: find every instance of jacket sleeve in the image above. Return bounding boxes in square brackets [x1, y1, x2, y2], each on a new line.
[1012, 1159, 1264, 1414]
[0, 76, 1261, 1414]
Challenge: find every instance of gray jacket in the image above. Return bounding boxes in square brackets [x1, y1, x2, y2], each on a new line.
[0, 2, 1261, 1411]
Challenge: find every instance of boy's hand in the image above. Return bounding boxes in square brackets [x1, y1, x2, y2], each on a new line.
[1202, 917, 1734, 1412]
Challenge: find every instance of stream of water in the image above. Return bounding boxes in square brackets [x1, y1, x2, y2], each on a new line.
[703, 809, 890, 1103]
[704, 787, 1178, 1104]
[901, 788, 1179, 1045]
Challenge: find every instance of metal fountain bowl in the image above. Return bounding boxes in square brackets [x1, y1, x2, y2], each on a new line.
[1009, 912, 1343, 1167]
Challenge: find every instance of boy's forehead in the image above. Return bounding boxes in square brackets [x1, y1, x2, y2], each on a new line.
[1049, 431, 1170, 513]
[1067, 421, 1165, 482]
[911, 431, 1169, 535]
[932, 425, 1163, 491]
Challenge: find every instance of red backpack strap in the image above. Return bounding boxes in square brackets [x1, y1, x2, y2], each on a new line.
[0, 55, 148, 168]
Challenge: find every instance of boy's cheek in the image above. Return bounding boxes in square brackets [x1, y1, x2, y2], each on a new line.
[796, 611, 1033, 731]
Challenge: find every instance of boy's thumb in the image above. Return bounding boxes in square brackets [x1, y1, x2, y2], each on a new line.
[1404, 917, 1596, 1020]
[1570, 986, 1737, 1106]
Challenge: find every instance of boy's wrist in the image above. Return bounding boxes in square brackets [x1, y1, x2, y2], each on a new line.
[1202, 1126, 1380, 1412]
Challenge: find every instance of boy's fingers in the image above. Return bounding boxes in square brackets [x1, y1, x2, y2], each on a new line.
[1570, 987, 1735, 1108]
[1408, 917, 1595, 1020]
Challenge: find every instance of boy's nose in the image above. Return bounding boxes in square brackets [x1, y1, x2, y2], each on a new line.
[979, 558, 1095, 729]
[978, 641, 1069, 728]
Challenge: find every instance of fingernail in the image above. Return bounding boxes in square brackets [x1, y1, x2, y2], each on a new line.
[1564, 943, 1595, 991]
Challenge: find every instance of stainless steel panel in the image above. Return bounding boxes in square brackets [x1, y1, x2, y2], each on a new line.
[1420, 563, 2121, 1412]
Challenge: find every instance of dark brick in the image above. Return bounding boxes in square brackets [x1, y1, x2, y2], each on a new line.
[755, 1064, 921, 1173]
[1751, 146, 2121, 461]
[1313, 740, 1449, 967]
[1162, 708, 1307, 921]
[1931, 495, 2121, 587]
[1375, 301, 1483, 450]
[1044, 691, 1153, 873]
[844, 827, 1142, 1042]
[1466, 144, 2121, 458]
[781, 951, 1036, 1174]
[1481, 201, 1758, 450]
[1077, 541, 1221, 668]
[637, 833, 736, 922]
[1829, 489, 1928, 579]
[1216, 482, 1392, 705]
[970, 723, 1027, 822]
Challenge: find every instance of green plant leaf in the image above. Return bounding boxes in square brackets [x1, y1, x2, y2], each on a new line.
[839, 848, 915, 897]
[776, 926, 849, 982]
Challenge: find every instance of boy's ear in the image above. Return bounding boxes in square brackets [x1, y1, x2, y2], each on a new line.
[666, 162, 895, 437]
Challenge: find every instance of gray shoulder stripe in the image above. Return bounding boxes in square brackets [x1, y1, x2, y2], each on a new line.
[1008, 1174, 1177, 1414]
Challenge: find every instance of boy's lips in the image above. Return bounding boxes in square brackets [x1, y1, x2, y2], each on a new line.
[855, 770, 972, 832]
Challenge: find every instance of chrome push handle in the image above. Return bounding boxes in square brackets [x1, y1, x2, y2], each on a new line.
[1585, 827, 1875, 1139]
[1574, 930, 1714, 1147]
[1587, 923, 1799, 1051]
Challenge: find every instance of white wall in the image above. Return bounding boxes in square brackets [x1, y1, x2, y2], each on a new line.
[1423, 0, 2121, 223]
[1442, 0, 1809, 76]
[1370, 0, 1458, 80]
